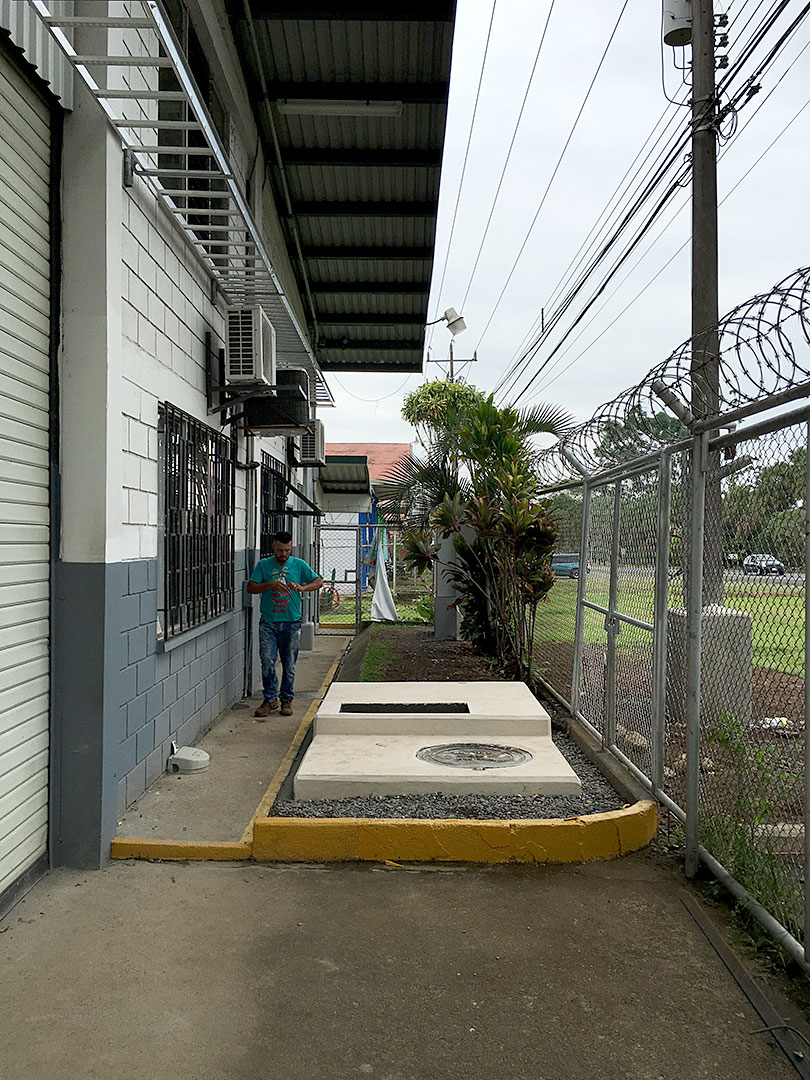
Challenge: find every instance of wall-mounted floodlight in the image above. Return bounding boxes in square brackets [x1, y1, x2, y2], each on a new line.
[276, 99, 403, 118]
[427, 307, 467, 336]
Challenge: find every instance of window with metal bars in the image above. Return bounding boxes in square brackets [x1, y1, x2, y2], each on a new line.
[260, 452, 292, 556]
[159, 402, 235, 639]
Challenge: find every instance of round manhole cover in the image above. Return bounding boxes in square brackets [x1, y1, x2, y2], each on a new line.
[416, 743, 533, 771]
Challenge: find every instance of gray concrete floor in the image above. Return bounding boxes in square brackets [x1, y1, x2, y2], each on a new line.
[0, 853, 799, 1079]
[116, 635, 350, 842]
[4, 631, 805, 1077]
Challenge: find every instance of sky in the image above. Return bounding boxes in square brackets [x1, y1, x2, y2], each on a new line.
[323, 0, 810, 444]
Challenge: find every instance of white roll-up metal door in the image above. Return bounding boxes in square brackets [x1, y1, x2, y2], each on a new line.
[0, 45, 51, 899]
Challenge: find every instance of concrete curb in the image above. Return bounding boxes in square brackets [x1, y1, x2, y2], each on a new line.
[252, 800, 658, 864]
[109, 838, 251, 860]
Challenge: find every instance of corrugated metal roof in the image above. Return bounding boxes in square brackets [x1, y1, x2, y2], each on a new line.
[319, 455, 371, 495]
[326, 442, 411, 480]
[226, 1, 456, 373]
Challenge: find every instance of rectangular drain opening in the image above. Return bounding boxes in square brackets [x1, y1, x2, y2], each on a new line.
[339, 703, 471, 714]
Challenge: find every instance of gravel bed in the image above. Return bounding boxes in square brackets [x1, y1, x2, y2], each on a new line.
[269, 731, 626, 820]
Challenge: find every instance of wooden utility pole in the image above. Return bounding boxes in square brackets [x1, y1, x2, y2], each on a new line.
[691, 0, 723, 606]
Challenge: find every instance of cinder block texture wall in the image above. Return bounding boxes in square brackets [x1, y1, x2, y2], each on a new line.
[54, 71, 289, 867]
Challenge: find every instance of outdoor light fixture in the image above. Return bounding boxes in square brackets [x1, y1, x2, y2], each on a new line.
[662, 1, 692, 47]
[427, 307, 467, 336]
[275, 99, 404, 118]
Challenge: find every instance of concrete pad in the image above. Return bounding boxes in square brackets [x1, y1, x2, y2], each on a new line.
[293, 734, 581, 798]
[315, 680, 551, 737]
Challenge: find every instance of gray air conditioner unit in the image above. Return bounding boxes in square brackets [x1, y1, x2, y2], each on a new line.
[244, 369, 311, 432]
[299, 419, 326, 467]
[225, 305, 276, 384]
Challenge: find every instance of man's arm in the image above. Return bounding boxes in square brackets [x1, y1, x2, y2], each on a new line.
[289, 575, 323, 594]
[247, 579, 290, 595]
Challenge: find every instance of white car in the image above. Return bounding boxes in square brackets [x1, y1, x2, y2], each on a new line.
[743, 554, 785, 576]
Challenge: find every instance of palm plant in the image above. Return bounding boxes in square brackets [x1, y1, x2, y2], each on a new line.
[382, 393, 573, 685]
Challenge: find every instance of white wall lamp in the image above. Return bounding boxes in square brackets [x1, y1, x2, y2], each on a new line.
[427, 307, 467, 337]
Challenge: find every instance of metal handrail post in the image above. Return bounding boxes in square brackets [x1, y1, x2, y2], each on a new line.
[651, 449, 673, 795]
[685, 432, 708, 878]
[605, 481, 622, 750]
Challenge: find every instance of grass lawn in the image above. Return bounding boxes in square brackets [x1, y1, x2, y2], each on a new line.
[536, 574, 805, 676]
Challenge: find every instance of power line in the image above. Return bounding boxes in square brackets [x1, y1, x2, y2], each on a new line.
[492, 86, 691, 396]
[331, 372, 416, 404]
[471, 0, 631, 357]
[458, 0, 557, 312]
[518, 83, 810, 403]
[427, 0, 498, 352]
[497, 1, 809, 405]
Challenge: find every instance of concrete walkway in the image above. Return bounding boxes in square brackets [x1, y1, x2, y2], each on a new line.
[1, 631, 805, 1077]
[0, 853, 800, 1079]
[115, 634, 350, 844]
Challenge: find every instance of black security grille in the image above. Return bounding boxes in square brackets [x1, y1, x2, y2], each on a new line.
[260, 452, 292, 556]
[160, 402, 235, 638]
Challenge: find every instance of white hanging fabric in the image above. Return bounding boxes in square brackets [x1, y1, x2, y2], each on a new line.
[370, 536, 399, 622]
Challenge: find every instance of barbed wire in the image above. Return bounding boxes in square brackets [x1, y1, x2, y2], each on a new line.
[535, 264, 810, 485]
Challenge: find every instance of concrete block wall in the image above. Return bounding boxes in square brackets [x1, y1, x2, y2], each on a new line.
[114, 177, 291, 809]
[53, 7, 315, 862]
[114, 558, 247, 816]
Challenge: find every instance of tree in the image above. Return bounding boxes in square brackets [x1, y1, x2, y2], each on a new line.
[401, 379, 486, 450]
[384, 394, 573, 684]
[593, 407, 690, 494]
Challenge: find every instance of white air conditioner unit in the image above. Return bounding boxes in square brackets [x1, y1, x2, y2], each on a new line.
[299, 419, 326, 467]
[225, 305, 276, 384]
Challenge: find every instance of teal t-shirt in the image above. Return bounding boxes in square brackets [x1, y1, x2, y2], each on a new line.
[250, 556, 318, 622]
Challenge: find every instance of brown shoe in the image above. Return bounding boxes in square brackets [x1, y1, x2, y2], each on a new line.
[280, 699, 293, 716]
[254, 698, 279, 719]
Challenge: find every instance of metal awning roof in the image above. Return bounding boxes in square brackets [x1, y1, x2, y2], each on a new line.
[319, 455, 371, 495]
[226, 1, 457, 374]
[35, 0, 335, 406]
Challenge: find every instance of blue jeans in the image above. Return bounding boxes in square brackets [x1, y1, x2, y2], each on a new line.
[259, 619, 301, 703]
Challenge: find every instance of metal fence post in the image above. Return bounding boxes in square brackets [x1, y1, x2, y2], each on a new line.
[561, 448, 592, 715]
[605, 481, 622, 750]
[651, 450, 673, 795]
[804, 421, 810, 960]
[685, 432, 708, 878]
[355, 525, 363, 630]
[571, 479, 591, 715]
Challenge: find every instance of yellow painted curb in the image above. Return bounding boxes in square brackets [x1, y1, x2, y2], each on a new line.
[252, 799, 658, 864]
[110, 838, 251, 861]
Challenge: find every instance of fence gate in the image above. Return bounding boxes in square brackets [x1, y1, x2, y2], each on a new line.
[315, 523, 434, 633]
[316, 525, 361, 632]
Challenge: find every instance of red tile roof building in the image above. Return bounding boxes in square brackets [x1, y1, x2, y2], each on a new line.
[325, 442, 412, 482]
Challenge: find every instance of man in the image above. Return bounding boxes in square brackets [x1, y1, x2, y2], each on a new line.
[247, 531, 323, 718]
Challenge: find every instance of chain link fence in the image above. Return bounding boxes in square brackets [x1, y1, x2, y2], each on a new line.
[532, 266, 810, 968]
[316, 524, 434, 632]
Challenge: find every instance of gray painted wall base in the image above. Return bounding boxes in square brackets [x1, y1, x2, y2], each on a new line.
[52, 556, 249, 868]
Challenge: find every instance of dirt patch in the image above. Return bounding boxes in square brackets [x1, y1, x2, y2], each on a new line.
[345, 623, 503, 682]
